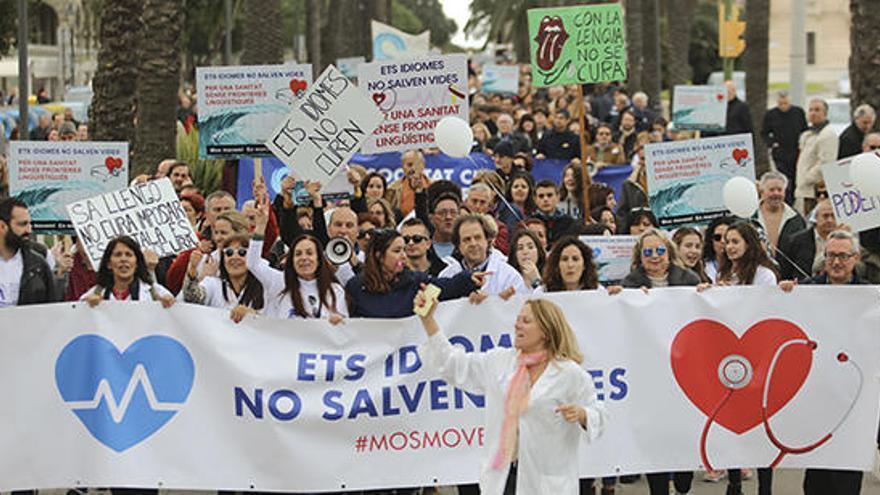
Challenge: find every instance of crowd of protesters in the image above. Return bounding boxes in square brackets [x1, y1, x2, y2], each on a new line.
[0, 58, 879, 495]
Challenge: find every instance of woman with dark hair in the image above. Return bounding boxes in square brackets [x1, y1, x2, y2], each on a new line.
[591, 206, 617, 234]
[499, 171, 536, 235]
[615, 133, 651, 232]
[81, 236, 174, 307]
[702, 216, 737, 283]
[559, 160, 587, 220]
[507, 229, 546, 290]
[183, 233, 265, 323]
[672, 227, 711, 283]
[537, 236, 601, 293]
[588, 182, 616, 213]
[367, 197, 396, 229]
[359, 171, 387, 202]
[717, 221, 779, 286]
[627, 207, 658, 236]
[249, 199, 347, 322]
[517, 113, 538, 152]
[345, 228, 482, 318]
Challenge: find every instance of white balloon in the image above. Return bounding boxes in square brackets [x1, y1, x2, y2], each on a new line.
[434, 117, 473, 158]
[723, 176, 759, 218]
[850, 152, 880, 197]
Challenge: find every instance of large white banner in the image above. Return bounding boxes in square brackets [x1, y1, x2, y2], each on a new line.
[1, 287, 878, 492]
[822, 150, 880, 232]
[8, 141, 129, 233]
[266, 64, 383, 183]
[358, 53, 468, 154]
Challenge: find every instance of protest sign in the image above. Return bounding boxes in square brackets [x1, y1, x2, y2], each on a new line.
[358, 54, 468, 154]
[372, 20, 430, 61]
[0, 287, 878, 492]
[266, 64, 383, 184]
[646, 134, 756, 227]
[337, 56, 366, 79]
[65, 178, 199, 269]
[580, 235, 637, 283]
[821, 151, 880, 232]
[672, 85, 728, 131]
[196, 64, 313, 159]
[8, 141, 129, 233]
[527, 3, 626, 87]
[480, 64, 519, 94]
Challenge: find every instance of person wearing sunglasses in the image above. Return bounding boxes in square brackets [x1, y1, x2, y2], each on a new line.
[702, 216, 737, 283]
[183, 234, 265, 323]
[400, 218, 446, 277]
[621, 228, 700, 290]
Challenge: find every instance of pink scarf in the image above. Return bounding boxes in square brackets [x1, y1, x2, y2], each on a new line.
[491, 350, 548, 470]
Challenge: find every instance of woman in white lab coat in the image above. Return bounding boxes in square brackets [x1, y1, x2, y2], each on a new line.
[414, 291, 607, 495]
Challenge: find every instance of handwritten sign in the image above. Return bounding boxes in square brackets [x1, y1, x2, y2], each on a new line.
[481, 64, 519, 94]
[65, 178, 199, 269]
[645, 134, 756, 227]
[358, 54, 468, 154]
[672, 85, 727, 131]
[581, 235, 637, 283]
[8, 141, 129, 233]
[196, 64, 313, 159]
[527, 3, 626, 87]
[821, 151, 880, 232]
[266, 64, 383, 183]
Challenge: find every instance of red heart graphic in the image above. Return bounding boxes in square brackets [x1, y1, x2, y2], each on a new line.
[372, 92, 386, 106]
[289, 79, 308, 96]
[104, 156, 123, 172]
[671, 319, 812, 435]
[716, 93, 725, 101]
[732, 148, 749, 164]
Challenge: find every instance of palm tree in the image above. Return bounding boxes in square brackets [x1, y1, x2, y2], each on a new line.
[242, 0, 284, 64]
[89, 0, 141, 152]
[624, 0, 643, 92]
[306, 0, 323, 71]
[641, 0, 661, 111]
[666, 0, 695, 108]
[131, 0, 183, 177]
[744, 0, 769, 173]
[849, 0, 880, 116]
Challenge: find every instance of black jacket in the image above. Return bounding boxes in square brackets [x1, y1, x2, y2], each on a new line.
[724, 97, 753, 135]
[345, 268, 476, 318]
[761, 106, 807, 169]
[621, 264, 701, 288]
[17, 246, 58, 305]
[615, 180, 648, 234]
[838, 123, 865, 160]
[800, 273, 868, 285]
[536, 129, 581, 161]
[778, 227, 816, 281]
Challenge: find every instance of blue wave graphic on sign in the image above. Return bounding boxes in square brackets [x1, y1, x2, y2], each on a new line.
[55, 335, 195, 452]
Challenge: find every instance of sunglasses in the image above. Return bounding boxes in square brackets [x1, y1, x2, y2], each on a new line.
[816, 190, 829, 199]
[223, 247, 247, 258]
[869, 145, 880, 150]
[713, 234, 724, 242]
[642, 246, 667, 257]
[403, 235, 428, 244]
[357, 230, 372, 240]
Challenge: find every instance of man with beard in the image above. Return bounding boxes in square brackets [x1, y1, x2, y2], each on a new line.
[0, 198, 56, 306]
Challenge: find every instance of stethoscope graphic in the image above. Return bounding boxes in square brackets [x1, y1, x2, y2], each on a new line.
[700, 338, 863, 470]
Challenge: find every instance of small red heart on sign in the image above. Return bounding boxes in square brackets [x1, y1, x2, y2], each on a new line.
[372, 92, 386, 106]
[732, 148, 749, 164]
[289, 79, 308, 96]
[716, 93, 725, 101]
[671, 319, 812, 435]
[104, 156, 123, 172]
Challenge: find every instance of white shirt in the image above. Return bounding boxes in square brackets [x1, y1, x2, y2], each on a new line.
[422, 332, 607, 495]
[80, 282, 172, 301]
[718, 265, 777, 286]
[438, 250, 527, 296]
[187, 276, 254, 311]
[0, 251, 23, 308]
[247, 240, 348, 320]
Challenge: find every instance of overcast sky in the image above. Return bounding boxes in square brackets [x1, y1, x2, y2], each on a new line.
[440, 0, 485, 48]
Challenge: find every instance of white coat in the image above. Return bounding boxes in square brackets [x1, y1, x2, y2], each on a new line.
[422, 331, 607, 495]
[438, 250, 527, 296]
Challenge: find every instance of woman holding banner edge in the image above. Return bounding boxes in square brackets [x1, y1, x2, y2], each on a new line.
[414, 289, 608, 494]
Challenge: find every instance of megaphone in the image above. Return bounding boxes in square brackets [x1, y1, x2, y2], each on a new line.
[325, 236, 354, 266]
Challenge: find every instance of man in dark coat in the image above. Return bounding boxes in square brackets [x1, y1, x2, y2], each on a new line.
[761, 91, 807, 204]
[838, 104, 876, 159]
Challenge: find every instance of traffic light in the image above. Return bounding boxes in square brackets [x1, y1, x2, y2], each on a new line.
[718, 2, 746, 58]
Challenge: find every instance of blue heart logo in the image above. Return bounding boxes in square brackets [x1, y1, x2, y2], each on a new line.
[55, 335, 195, 452]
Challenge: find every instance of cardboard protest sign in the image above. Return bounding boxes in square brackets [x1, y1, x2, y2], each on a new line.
[358, 53, 468, 154]
[581, 235, 637, 283]
[196, 64, 313, 159]
[527, 3, 626, 87]
[8, 141, 129, 233]
[337, 57, 366, 79]
[821, 151, 880, 232]
[481, 64, 519, 94]
[65, 178, 199, 269]
[672, 85, 728, 131]
[265, 64, 383, 184]
[371, 20, 430, 61]
[646, 134, 756, 227]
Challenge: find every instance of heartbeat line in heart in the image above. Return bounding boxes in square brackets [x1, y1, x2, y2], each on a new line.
[65, 364, 183, 423]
